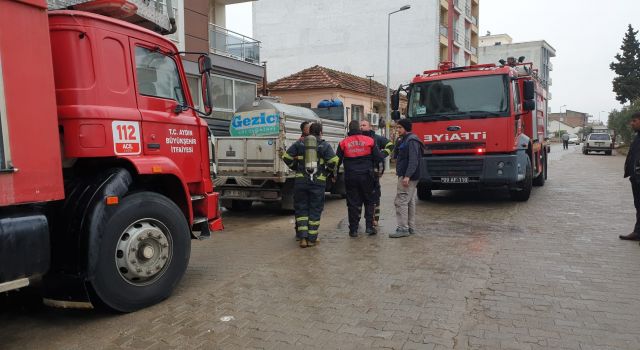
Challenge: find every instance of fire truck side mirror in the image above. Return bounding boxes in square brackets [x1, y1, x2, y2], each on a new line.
[391, 91, 400, 111]
[522, 80, 535, 100]
[198, 55, 212, 74]
[522, 100, 535, 111]
[201, 72, 213, 116]
[391, 111, 401, 121]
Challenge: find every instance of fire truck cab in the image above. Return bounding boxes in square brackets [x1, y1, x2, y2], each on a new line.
[391, 60, 549, 201]
[0, 0, 221, 312]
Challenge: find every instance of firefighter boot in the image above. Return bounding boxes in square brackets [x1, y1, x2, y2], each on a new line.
[299, 238, 308, 248]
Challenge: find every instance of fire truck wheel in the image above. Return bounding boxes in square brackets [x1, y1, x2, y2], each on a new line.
[533, 152, 546, 186]
[417, 183, 432, 201]
[509, 155, 532, 202]
[89, 192, 190, 312]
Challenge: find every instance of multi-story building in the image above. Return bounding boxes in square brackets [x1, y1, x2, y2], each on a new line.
[173, 0, 264, 135]
[478, 34, 556, 119]
[438, 0, 480, 67]
[253, 0, 480, 91]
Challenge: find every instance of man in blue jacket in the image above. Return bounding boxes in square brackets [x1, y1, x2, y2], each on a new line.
[391, 118, 423, 238]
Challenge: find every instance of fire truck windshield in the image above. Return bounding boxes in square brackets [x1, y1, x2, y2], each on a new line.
[408, 74, 509, 121]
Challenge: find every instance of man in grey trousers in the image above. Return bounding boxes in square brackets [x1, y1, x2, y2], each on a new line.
[390, 118, 422, 238]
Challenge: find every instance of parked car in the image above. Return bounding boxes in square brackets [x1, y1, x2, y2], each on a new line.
[583, 133, 613, 155]
[568, 134, 580, 145]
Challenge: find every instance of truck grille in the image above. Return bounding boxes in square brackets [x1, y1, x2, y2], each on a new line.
[426, 158, 484, 177]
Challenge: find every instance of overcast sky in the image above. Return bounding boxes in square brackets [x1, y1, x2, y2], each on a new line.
[226, 0, 640, 123]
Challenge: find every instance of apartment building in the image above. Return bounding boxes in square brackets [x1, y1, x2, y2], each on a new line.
[478, 34, 556, 116]
[438, 0, 480, 67]
[253, 0, 479, 90]
[173, 0, 264, 135]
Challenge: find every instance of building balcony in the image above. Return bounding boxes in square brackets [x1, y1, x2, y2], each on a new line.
[454, 29, 463, 46]
[465, 5, 472, 19]
[464, 38, 471, 51]
[209, 23, 261, 65]
[548, 61, 553, 71]
[471, 15, 478, 27]
[471, 46, 477, 55]
[440, 25, 448, 38]
[440, 0, 448, 9]
[453, 0, 462, 13]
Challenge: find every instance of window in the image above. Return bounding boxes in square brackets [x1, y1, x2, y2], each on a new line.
[512, 81, 520, 112]
[212, 76, 233, 111]
[187, 75, 202, 110]
[135, 46, 186, 104]
[589, 133, 611, 141]
[211, 75, 257, 120]
[351, 105, 364, 121]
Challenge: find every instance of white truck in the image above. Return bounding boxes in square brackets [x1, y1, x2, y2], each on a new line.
[213, 99, 346, 211]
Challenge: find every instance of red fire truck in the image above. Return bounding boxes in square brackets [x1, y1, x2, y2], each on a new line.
[0, 0, 222, 312]
[391, 60, 549, 201]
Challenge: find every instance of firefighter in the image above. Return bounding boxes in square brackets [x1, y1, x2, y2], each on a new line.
[300, 121, 311, 139]
[282, 122, 339, 248]
[337, 120, 384, 237]
[360, 119, 394, 227]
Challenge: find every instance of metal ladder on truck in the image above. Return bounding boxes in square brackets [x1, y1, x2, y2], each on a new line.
[46, 0, 176, 35]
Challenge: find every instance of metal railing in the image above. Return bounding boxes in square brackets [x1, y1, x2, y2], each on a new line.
[471, 16, 478, 26]
[465, 38, 471, 51]
[453, 0, 461, 10]
[209, 23, 261, 65]
[454, 29, 462, 44]
[439, 25, 448, 37]
[471, 46, 477, 55]
[465, 5, 471, 18]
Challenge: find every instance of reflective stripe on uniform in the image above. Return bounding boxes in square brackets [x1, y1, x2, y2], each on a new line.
[309, 220, 320, 226]
[308, 230, 318, 235]
[282, 153, 293, 160]
[295, 155, 304, 160]
[298, 226, 309, 231]
[296, 216, 309, 221]
[295, 173, 305, 178]
[317, 175, 326, 181]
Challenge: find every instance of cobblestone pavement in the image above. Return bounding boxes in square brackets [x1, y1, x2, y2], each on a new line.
[2, 144, 640, 350]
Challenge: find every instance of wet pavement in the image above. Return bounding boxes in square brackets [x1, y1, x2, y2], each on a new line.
[2, 144, 640, 349]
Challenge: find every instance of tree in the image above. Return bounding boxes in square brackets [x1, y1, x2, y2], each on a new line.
[610, 25, 640, 104]
[608, 101, 640, 144]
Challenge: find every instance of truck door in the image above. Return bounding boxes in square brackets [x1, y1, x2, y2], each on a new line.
[130, 40, 201, 183]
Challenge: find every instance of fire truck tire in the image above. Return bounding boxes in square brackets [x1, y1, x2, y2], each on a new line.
[509, 155, 532, 202]
[533, 152, 546, 186]
[89, 192, 190, 312]
[417, 183, 432, 201]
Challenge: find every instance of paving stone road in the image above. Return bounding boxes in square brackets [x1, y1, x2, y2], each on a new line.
[2, 143, 640, 350]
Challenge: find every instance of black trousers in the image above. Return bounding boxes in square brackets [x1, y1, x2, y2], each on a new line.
[632, 179, 640, 233]
[563, 140, 569, 149]
[294, 182, 325, 242]
[345, 173, 375, 232]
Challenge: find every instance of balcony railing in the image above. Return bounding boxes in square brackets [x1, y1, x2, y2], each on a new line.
[471, 16, 478, 26]
[209, 23, 261, 65]
[439, 25, 448, 37]
[465, 5, 471, 18]
[465, 38, 471, 51]
[471, 46, 477, 56]
[453, 0, 461, 11]
[454, 29, 462, 44]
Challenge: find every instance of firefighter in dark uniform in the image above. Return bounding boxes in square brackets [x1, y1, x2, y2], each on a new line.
[337, 120, 384, 237]
[282, 122, 339, 248]
[360, 119, 394, 227]
[620, 112, 640, 242]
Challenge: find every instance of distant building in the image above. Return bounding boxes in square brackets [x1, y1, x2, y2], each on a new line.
[253, 0, 480, 89]
[478, 34, 556, 133]
[548, 110, 589, 136]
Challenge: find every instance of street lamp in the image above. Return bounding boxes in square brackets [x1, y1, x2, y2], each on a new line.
[386, 4, 411, 142]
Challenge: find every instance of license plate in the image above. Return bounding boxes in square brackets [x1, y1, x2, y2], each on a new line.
[225, 190, 247, 197]
[441, 177, 469, 184]
[595, 142, 604, 146]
